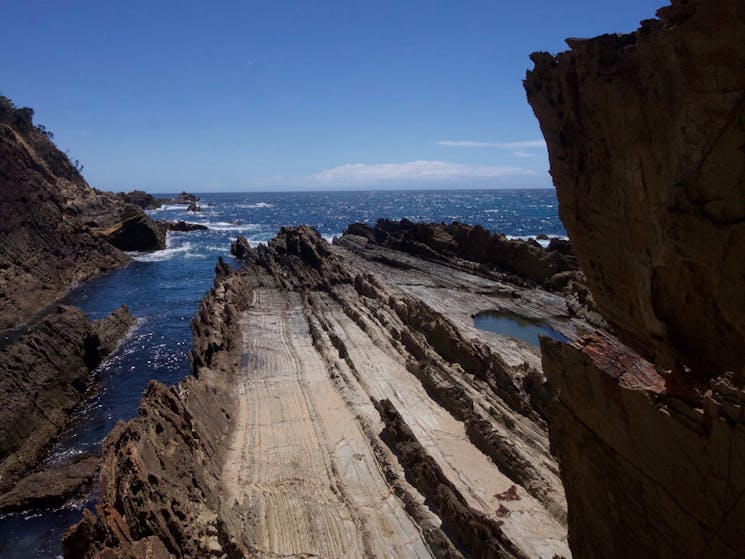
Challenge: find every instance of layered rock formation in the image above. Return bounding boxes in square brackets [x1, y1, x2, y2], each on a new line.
[525, 1, 745, 557]
[525, 0, 744, 378]
[116, 189, 162, 210]
[66, 226, 593, 558]
[0, 98, 129, 329]
[0, 305, 135, 503]
[0, 97, 194, 330]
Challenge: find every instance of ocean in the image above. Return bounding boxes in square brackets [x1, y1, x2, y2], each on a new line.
[0, 188, 564, 558]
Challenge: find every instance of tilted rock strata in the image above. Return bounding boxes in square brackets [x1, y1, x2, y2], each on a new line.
[524, 1, 745, 558]
[0, 304, 135, 497]
[348, 219, 578, 288]
[345, 220, 603, 326]
[64, 260, 251, 558]
[525, 0, 745, 378]
[116, 189, 162, 210]
[541, 334, 745, 558]
[67, 227, 587, 558]
[0, 454, 99, 514]
[0, 114, 128, 329]
[94, 204, 166, 252]
[0, 98, 177, 328]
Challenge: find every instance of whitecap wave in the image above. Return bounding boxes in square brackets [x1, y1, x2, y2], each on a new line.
[127, 243, 192, 262]
[148, 204, 188, 212]
[198, 221, 261, 232]
[322, 233, 341, 244]
[506, 234, 568, 249]
[233, 202, 274, 209]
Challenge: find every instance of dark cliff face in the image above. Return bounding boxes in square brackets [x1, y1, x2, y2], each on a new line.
[525, 1, 745, 558]
[525, 0, 745, 380]
[0, 101, 129, 329]
[0, 97, 170, 329]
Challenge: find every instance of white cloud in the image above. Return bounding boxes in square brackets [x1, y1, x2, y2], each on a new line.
[512, 151, 535, 158]
[309, 160, 533, 186]
[436, 139, 546, 149]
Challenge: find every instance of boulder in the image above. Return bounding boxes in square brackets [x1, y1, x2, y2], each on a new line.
[116, 190, 161, 210]
[98, 205, 166, 252]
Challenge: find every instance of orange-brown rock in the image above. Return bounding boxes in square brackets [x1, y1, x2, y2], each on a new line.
[525, 0, 745, 379]
[541, 333, 745, 558]
[526, 1, 745, 558]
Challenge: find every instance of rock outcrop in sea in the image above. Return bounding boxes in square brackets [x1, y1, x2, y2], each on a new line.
[525, 1, 744, 557]
[65, 226, 587, 558]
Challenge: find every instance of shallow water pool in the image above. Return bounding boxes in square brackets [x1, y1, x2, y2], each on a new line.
[473, 310, 570, 345]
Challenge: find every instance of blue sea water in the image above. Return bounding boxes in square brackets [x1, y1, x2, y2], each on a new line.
[0, 188, 564, 558]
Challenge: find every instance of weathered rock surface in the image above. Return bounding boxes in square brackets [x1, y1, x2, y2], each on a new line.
[116, 190, 162, 210]
[525, 1, 745, 558]
[0, 98, 129, 329]
[542, 333, 745, 559]
[66, 226, 591, 558]
[0, 454, 99, 514]
[95, 204, 166, 252]
[0, 97, 184, 329]
[158, 191, 199, 205]
[345, 220, 602, 325]
[160, 220, 208, 233]
[0, 304, 135, 498]
[350, 219, 578, 288]
[525, 0, 745, 378]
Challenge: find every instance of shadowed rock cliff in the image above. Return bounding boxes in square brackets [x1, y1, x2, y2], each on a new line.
[525, 1, 745, 557]
[525, 0, 744, 379]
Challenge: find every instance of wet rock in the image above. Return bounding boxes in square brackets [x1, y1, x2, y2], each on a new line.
[230, 234, 251, 259]
[160, 220, 207, 232]
[0, 305, 134, 495]
[0, 454, 99, 514]
[186, 201, 201, 212]
[91, 304, 137, 356]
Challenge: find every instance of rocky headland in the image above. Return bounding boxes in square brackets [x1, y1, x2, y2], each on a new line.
[0, 96, 206, 330]
[0, 97, 207, 520]
[65, 225, 588, 558]
[525, 0, 744, 557]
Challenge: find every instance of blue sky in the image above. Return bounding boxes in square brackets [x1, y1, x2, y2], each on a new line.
[2, 0, 665, 192]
